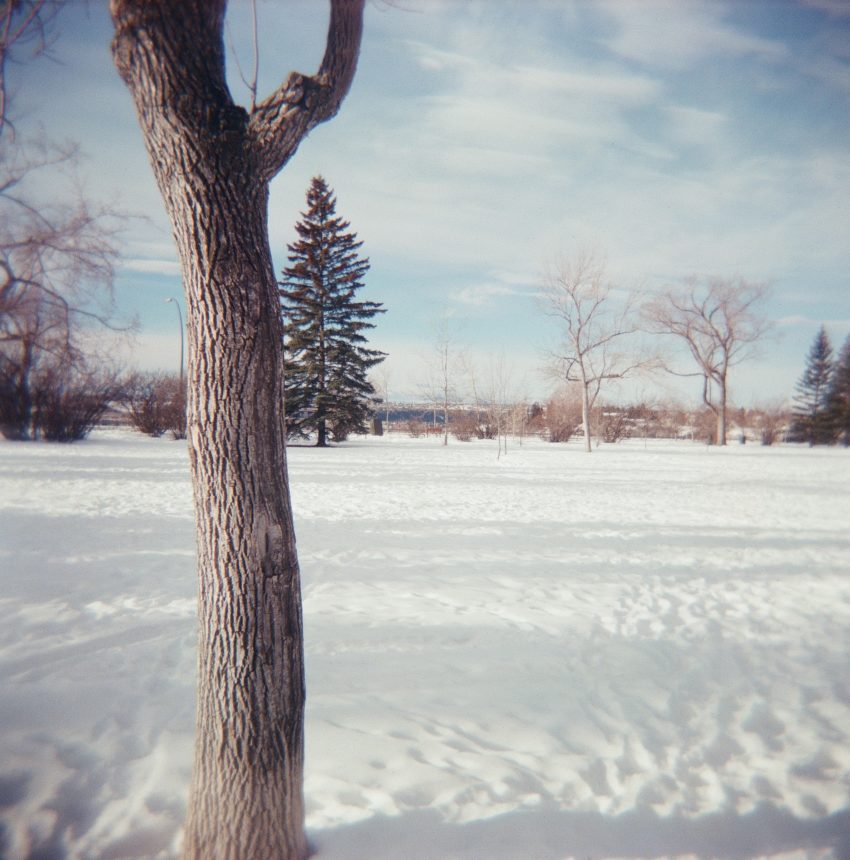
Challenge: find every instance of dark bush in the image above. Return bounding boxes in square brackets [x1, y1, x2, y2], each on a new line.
[598, 410, 631, 443]
[0, 371, 29, 440]
[126, 372, 186, 439]
[30, 365, 125, 442]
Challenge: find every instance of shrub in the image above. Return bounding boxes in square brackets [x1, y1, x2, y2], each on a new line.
[406, 418, 427, 438]
[30, 365, 125, 442]
[752, 404, 790, 447]
[451, 413, 478, 442]
[598, 410, 631, 444]
[545, 390, 582, 443]
[126, 372, 186, 439]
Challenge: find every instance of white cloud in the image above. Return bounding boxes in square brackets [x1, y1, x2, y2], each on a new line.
[512, 64, 660, 103]
[597, 0, 788, 70]
[406, 41, 478, 74]
[802, 0, 850, 18]
[95, 331, 182, 374]
[664, 105, 729, 148]
[438, 144, 550, 177]
[122, 258, 182, 276]
[806, 55, 850, 92]
[266, 0, 849, 403]
[455, 281, 519, 307]
[777, 314, 814, 327]
[270, 16, 675, 273]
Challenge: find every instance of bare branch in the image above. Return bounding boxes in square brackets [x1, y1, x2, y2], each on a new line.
[0, 126, 127, 439]
[225, 0, 259, 112]
[0, 1, 64, 137]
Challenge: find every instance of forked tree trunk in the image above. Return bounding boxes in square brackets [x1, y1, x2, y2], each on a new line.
[109, 3, 363, 858]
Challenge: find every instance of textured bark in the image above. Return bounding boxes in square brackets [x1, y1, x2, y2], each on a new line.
[109, 2, 363, 858]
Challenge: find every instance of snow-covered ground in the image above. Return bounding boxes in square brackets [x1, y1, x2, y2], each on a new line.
[1, 430, 849, 860]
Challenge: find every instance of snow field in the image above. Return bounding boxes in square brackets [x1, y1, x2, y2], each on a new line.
[0, 431, 848, 859]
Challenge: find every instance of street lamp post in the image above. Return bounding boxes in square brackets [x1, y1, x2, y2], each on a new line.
[165, 297, 184, 388]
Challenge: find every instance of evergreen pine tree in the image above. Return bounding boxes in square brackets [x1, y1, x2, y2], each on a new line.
[280, 176, 385, 446]
[827, 334, 850, 446]
[790, 325, 835, 445]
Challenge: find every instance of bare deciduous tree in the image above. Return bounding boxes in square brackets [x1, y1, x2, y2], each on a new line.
[0, 149, 121, 439]
[645, 277, 770, 446]
[487, 351, 513, 458]
[422, 313, 462, 445]
[109, 2, 364, 857]
[0, 4, 123, 441]
[374, 361, 392, 428]
[541, 252, 645, 453]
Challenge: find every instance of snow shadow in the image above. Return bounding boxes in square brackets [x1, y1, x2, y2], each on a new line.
[311, 803, 850, 860]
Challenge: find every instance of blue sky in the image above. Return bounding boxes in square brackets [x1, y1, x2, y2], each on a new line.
[14, 0, 850, 405]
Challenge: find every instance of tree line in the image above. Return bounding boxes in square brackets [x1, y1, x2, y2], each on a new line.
[5, 151, 849, 454]
[0, 0, 834, 456]
[414, 256, 775, 451]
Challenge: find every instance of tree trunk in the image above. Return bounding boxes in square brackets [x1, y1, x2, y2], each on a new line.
[581, 381, 592, 453]
[110, 3, 363, 858]
[717, 379, 727, 446]
[146, 156, 306, 860]
[182, 195, 305, 860]
[113, 28, 305, 860]
[15, 336, 34, 440]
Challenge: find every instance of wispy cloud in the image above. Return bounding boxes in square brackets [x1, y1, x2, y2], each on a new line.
[455, 282, 517, 307]
[777, 315, 850, 330]
[454, 271, 537, 308]
[265, 0, 850, 401]
[597, 0, 788, 70]
[806, 55, 850, 92]
[802, 0, 850, 18]
[509, 64, 660, 103]
[122, 258, 181, 277]
[664, 105, 729, 148]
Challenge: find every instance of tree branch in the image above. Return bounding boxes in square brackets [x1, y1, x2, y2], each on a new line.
[248, 0, 365, 181]
[0, 1, 63, 136]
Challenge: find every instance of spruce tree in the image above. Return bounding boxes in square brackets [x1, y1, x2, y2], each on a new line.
[280, 176, 385, 446]
[827, 334, 850, 446]
[791, 325, 835, 445]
